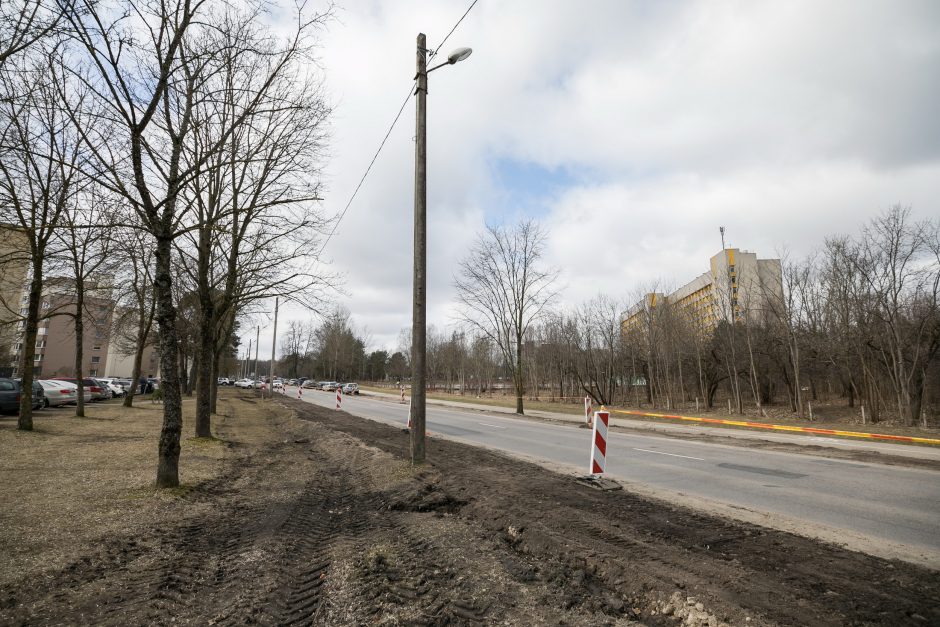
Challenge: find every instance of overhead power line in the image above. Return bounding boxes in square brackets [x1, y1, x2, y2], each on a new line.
[319, 0, 480, 255]
[318, 81, 415, 254]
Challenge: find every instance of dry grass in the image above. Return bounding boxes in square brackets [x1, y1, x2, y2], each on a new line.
[0, 390, 287, 586]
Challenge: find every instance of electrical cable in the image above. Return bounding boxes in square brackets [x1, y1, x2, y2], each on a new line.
[319, 0, 480, 255]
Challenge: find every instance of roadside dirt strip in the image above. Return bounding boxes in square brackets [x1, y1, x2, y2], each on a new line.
[3, 397, 938, 626]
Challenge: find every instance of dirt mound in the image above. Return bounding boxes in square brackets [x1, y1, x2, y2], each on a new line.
[2, 397, 937, 626]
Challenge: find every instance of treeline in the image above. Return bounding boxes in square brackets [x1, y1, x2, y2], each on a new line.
[393, 209, 939, 427]
[0, 0, 333, 486]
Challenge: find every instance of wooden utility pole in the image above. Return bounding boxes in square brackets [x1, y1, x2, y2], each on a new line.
[245, 339, 251, 378]
[269, 298, 278, 398]
[411, 32, 428, 464]
[254, 326, 260, 380]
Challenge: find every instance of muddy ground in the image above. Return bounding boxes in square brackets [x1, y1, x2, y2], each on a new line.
[1, 393, 938, 626]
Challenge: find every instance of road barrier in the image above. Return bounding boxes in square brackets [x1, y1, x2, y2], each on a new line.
[400, 386, 406, 403]
[610, 409, 940, 446]
[590, 410, 610, 474]
[584, 396, 593, 426]
[336, 388, 342, 410]
[297, 387, 303, 399]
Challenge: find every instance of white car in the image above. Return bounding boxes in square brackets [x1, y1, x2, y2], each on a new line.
[97, 378, 127, 397]
[234, 378, 255, 389]
[38, 380, 84, 407]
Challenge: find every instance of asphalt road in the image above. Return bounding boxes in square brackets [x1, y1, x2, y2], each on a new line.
[288, 387, 940, 564]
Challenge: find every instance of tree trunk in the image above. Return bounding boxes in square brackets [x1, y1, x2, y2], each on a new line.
[514, 334, 524, 414]
[155, 236, 183, 488]
[194, 288, 214, 435]
[18, 269, 43, 430]
[124, 301, 154, 408]
[73, 281, 85, 418]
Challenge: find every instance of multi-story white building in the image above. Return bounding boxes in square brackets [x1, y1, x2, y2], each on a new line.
[623, 248, 783, 334]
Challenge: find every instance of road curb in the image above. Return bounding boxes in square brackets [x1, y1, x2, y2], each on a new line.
[610, 409, 940, 446]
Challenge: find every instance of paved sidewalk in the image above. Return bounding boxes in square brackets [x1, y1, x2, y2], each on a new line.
[360, 389, 940, 462]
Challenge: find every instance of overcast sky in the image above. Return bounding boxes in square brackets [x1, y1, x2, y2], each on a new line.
[242, 0, 940, 359]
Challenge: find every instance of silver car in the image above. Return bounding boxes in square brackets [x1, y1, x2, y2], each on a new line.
[38, 380, 86, 407]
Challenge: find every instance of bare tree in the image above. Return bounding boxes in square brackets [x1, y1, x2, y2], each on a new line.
[55, 186, 115, 416]
[111, 224, 156, 407]
[0, 51, 82, 429]
[454, 219, 558, 414]
[0, 0, 69, 68]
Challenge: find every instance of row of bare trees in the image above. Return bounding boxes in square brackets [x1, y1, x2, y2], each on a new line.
[389, 208, 938, 427]
[0, 0, 333, 486]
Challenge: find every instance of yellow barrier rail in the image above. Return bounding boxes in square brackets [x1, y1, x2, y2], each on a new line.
[609, 409, 940, 446]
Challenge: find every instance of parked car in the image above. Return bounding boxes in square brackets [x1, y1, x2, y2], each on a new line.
[273, 380, 284, 391]
[37, 380, 80, 407]
[342, 383, 360, 395]
[0, 378, 44, 413]
[233, 378, 253, 389]
[218, 377, 232, 386]
[52, 377, 109, 401]
[92, 379, 114, 399]
[97, 378, 126, 397]
[301, 380, 320, 389]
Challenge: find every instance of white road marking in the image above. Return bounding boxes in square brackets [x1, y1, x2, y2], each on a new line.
[478, 422, 507, 429]
[633, 447, 705, 461]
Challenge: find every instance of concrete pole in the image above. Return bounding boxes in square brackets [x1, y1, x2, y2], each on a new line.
[410, 33, 428, 465]
[269, 297, 278, 398]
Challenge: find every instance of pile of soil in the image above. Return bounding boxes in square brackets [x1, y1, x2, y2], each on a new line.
[2, 395, 937, 625]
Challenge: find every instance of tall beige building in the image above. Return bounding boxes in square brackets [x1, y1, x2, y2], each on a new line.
[10, 277, 115, 378]
[0, 224, 30, 375]
[623, 248, 783, 334]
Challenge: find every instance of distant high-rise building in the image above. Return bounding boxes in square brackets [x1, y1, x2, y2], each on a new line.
[623, 248, 783, 335]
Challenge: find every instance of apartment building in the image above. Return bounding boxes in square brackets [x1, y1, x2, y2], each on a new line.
[623, 248, 783, 334]
[10, 278, 115, 378]
[0, 224, 29, 375]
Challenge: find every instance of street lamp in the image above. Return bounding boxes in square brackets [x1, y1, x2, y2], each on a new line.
[411, 33, 472, 464]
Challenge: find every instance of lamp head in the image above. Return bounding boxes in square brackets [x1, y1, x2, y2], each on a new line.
[447, 47, 473, 64]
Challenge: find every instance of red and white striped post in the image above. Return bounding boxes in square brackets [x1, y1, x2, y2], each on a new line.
[584, 395, 593, 426]
[400, 385, 406, 404]
[297, 386, 303, 399]
[589, 410, 609, 475]
[336, 388, 342, 410]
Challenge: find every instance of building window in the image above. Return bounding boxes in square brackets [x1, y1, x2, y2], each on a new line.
[92, 344, 101, 351]
[34, 367, 42, 376]
[91, 356, 101, 364]
[89, 369, 98, 376]
[36, 340, 45, 349]
[14, 343, 22, 351]
[37, 327, 47, 335]
[34, 354, 43, 362]
[41, 302, 50, 309]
